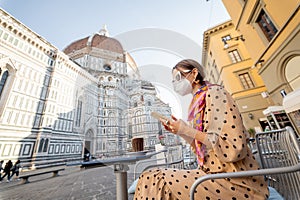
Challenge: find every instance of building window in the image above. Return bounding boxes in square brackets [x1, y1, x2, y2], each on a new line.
[38, 138, 44, 153]
[3, 33, 8, 40]
[222, 35, 231, 42]
[228, 49, 242, 63]
[75, 100, 82, 126]
[43, 139, 49, 152]
[239, 72, 255, 89]
[210, 70, 216, 84]
[104, 64, 111, 71]
[256, 10, 278, 41]
[0, 70, 9, 97]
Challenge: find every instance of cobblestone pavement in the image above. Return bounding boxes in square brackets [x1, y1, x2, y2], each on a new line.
[0, 165, 136, 200]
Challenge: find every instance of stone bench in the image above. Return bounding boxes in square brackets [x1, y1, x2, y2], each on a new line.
[19, 168, 65, 184]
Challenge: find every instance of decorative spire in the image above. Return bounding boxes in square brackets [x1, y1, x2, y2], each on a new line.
[99, 24, 109, 37]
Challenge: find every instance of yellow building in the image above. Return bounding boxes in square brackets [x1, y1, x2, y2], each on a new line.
[221, 0, 300, 134]
[202, 20, 270, 133]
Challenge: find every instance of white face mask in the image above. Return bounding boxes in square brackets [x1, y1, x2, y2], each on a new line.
[173, 78, 193, 96]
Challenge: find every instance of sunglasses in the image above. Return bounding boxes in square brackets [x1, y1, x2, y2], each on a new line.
[172, 69, 191, 82]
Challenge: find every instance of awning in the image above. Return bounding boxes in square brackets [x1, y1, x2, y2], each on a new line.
[263, 106, 284, 116]
[283, 88, 300, 113]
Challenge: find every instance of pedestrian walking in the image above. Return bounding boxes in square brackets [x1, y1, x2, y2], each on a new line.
[0, 160, 4, 173]
[0, 160, 4, 182]
[1, 160, 13, 182]
[83, 148, 91, 161]
[10, 159, 21, 181]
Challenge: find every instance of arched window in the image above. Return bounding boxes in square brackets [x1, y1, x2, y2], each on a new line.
[38, 138, 44, 153]
[285, 56, 300, 90]
[43, 138, 49, 152]
[0, 70, 8, 97]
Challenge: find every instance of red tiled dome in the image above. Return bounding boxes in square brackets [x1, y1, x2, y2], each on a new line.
[63, 33, 124, 55]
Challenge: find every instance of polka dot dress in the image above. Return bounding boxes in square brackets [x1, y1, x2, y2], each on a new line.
[134, 85, 269, 200]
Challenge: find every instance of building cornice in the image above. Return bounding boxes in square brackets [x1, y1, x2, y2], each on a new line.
[0, 8, 57, 53]
[202, 20, 234, 65]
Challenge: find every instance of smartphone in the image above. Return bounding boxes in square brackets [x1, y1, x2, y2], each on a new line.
[151, 112, 170, 121]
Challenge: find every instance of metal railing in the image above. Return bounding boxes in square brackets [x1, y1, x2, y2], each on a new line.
[190, 127, 300, 200]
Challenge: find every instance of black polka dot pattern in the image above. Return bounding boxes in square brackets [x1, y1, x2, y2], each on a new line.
[134, 85, 269, 200]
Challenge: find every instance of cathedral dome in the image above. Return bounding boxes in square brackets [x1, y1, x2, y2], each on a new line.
[63, 25, 124, 55]
[62, 25, 141, 77]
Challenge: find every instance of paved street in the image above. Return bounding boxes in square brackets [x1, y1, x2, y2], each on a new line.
[0, 165, 136, 200]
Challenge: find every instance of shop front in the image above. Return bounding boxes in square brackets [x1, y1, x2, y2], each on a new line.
[263, 106, 293, 130]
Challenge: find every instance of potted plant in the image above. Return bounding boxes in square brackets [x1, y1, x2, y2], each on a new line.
[248, 128, 256, 138]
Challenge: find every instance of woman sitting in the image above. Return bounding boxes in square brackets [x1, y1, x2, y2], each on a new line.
[134, 59, 269, 199]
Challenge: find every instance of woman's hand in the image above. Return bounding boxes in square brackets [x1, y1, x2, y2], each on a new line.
[160, 115, 180, 134]
[161, 116, 200, 145]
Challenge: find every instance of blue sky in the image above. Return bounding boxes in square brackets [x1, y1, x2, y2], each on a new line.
[0, 0, 229, 50]
[0, 0, 230, 119]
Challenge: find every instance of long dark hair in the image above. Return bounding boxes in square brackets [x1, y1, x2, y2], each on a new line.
[173, 59, 205, 85]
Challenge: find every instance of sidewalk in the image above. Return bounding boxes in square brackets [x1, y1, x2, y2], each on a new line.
[0, 165, 78, 188]
[0, 165, 136, 200]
